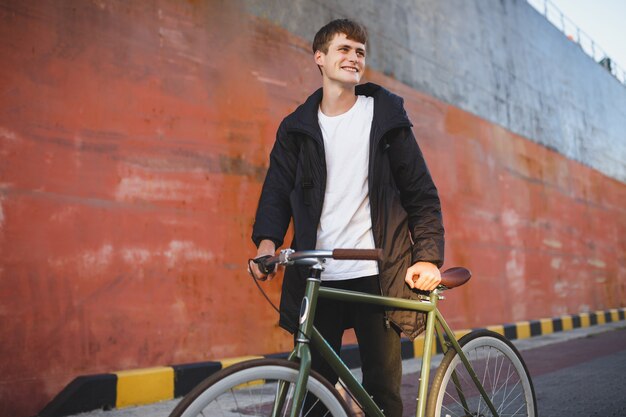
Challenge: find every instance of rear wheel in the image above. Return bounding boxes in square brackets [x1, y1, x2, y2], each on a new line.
[169, 358, 351, 417]
[426, 330, 537, 416]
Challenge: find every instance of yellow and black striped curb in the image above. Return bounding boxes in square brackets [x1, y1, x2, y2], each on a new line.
[38, 307, 625, 417]
[411, 308, 626, 357]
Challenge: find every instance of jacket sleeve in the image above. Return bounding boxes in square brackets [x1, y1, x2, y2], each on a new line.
[251, 122, 299, 249]
[386, 127, 445, 267]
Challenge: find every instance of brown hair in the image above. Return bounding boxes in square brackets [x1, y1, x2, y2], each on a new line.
[311, 19, 368, 54]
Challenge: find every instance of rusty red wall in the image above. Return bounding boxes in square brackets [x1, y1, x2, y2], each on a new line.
[0, 1, 624, 416]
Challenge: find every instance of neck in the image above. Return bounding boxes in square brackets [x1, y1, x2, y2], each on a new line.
[319, 80, 357, 116]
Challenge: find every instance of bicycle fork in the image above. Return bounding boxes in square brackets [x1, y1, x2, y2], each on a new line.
[271, 267, 322, 417]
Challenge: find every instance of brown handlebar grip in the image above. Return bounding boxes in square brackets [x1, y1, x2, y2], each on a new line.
[332, 248, 384, 261]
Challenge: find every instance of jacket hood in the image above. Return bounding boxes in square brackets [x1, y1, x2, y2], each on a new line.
[282, 82, 411, 143]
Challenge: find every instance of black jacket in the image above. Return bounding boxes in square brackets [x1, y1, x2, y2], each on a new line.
[252, 82, 444, 339]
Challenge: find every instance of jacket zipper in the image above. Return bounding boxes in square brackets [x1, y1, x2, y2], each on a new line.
[286, 127, 327, 237]
[381, 276, 391, 329]
[370, 122, 412, 330]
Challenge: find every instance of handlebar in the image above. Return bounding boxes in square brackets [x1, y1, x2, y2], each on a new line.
[252, 248, 383, 274]
[251, 248, 472, 290]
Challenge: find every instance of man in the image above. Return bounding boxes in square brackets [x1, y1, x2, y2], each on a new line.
[250, 19, 444, 416]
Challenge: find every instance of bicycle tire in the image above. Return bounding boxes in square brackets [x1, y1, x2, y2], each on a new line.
[426, 330, 537, 417]
[168, 358, 351, 417]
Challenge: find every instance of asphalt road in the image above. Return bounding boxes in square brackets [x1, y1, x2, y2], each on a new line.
[69, 321, 626, 417]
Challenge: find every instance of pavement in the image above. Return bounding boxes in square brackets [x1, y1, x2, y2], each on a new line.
[68, 321, 626, 417]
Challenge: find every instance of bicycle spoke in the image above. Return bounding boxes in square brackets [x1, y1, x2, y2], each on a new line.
[282, 383, 294, 417]
[491, 360, 515, 409]
[302, 394, 321, 417]
[479, 346, 494, 416]
[228, 387, 242, 416]
[442, 387, 470, 411]
[496, 369, 523, 412]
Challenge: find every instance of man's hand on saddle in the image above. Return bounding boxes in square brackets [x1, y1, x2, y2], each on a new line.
[405, 261, 441, 291]
[248, 239, 279, 281]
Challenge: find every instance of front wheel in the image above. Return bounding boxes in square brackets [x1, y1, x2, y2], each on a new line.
[168, 358, 351, 417]
[426, 330, 537, 417]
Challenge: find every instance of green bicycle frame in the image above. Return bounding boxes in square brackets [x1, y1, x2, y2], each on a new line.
[280, 271, 500, 417]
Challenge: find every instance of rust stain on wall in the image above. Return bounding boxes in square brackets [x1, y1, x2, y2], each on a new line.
[0, 1, 624, 416]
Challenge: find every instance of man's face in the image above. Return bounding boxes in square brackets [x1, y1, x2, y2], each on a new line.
[315, 33, 366, 86]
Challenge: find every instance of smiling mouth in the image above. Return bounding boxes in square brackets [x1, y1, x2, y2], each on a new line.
[341, 66, 359, 72]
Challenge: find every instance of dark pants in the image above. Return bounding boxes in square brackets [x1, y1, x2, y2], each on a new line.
[309, 275, 403, 417]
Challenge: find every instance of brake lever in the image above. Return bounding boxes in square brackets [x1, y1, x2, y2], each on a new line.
[253, 255, 276, 275]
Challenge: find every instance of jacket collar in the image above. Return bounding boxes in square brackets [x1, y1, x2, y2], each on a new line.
[283, 82, 411, 145]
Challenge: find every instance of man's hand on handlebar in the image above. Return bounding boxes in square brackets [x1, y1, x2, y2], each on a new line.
[248, 239, 278, 281]
[248, 245, 384, 281]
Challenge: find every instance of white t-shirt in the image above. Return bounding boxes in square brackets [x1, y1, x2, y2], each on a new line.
[316, 95, 379, 280]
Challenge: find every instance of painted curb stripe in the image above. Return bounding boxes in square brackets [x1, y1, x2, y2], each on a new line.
[400, 338, 414, 360]
[115, 367, 174, 408]
[340, 344, 365, 369]
[38, 374, 116, 417]
[503, 323, 518, 340]
[580, 313, 590, 328]
[40, 307, 626, 417]
[486, 324, 504, 336]
[561, 315, 574, 331]
[220, 355, 263, 369]
[539, 318, 553, 334]
[172, 361, 222, 398]
[529, 320, 542, 337]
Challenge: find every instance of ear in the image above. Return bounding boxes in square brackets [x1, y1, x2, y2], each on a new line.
[314, 50, 325, 67]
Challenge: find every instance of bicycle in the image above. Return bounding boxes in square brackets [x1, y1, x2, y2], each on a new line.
[169, 248, 537, 417]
